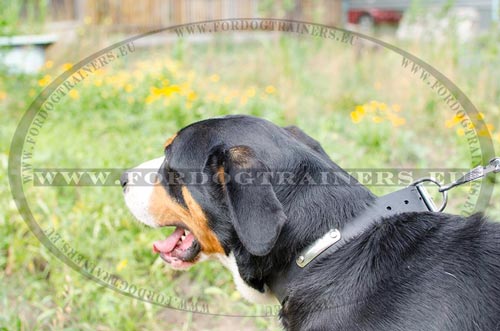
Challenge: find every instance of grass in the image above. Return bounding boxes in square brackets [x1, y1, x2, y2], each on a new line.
[1, 26, 500, 330]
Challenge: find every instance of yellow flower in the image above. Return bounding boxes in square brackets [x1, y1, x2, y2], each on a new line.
[68, 90, 79, 100]
[354, 105, 365, 115]
[390, 116, 406, 127]
[209, 74, 220, 82]
[94, 68, 105, 76]
[116, 259, 128, 272]
[385, 113, 404, 127]
[165, 85, 181, 95]
[44, 60, 54, 69]
[62, 63, 73, 71]
[84, 16, 92, 25]
[245, 87, 256, 98]
[350, 110, 363, 124]
[145, 94, 158, 104]
[456, 128, 465, 136]
[151, 84, 181, 97]
[478, 123, 495, 137]
[378, 103, 388, 112]
[94, 79, 103, 87]
[231, 290, 241, 300]
[124, 84, 134, 93]
[265, 85, 276, 94]
[187, 91, 197, 101]
[0, 90, 6, 100]
[445, 114, 463, 128]
[38, 74, 52, 87]
[372, 116, 384, 124]
[392, 104, 401, 112]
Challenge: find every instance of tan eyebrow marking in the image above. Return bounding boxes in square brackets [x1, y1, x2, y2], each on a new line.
[163, 133, 178, 149]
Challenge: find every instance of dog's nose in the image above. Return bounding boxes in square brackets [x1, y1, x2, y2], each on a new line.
[120, 171, 129, 188]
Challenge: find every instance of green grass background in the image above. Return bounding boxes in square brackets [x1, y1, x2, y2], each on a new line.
[1, 27, 499, 330]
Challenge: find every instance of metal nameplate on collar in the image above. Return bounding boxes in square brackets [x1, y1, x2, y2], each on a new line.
[295, 186, 433, 268]
[296, 229, 341, 268]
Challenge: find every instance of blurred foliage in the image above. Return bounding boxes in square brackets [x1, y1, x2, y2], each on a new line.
[406, 0, 456, 22]
[0, 0, 48, 36]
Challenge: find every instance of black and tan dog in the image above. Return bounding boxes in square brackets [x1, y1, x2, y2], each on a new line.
[121, 115, 500, 330]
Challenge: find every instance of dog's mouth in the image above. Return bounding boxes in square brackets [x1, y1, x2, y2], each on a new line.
[152, 226, 201, 269]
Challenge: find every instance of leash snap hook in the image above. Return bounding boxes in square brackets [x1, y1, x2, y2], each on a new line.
[439, 157, 500, 193]
[409, 157, 500, 213]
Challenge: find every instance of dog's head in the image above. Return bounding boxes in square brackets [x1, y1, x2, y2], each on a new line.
[121, 115, 372, 301]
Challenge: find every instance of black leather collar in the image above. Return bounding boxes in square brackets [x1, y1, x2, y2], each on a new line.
[267, 185, 435, 304]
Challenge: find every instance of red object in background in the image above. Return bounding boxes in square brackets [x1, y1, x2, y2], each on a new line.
[348, 8, 403, 25]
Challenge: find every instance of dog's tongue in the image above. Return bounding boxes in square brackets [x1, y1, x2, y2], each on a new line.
[152, 227, 184, 253]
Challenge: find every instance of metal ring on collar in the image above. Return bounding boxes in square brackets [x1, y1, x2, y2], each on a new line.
[410, 178, 448, 212]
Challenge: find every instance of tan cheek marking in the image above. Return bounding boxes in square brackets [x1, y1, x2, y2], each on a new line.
[181, 186, 224, 254]
[149, 183, 190, 225]
[163, 133, 178, 149]
[148, 183, 224, 255]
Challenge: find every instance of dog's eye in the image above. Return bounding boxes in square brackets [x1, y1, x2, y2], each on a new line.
[161, 165, 175, 184]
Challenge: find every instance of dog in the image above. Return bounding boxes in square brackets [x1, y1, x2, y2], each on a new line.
[121, 115, 500, 330]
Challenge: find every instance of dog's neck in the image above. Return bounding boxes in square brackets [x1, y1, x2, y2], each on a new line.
[269, 182, 435, 305]
[273, 179, 376, 270]
[230, 164, 376, 296]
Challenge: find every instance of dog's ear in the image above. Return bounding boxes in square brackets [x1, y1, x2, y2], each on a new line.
[206, 145, 286, 256]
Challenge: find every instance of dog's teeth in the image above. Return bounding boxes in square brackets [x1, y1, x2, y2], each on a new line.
[185, 230, 191, 235]
[181, 235, 186, 240]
